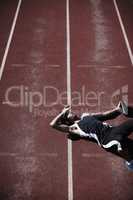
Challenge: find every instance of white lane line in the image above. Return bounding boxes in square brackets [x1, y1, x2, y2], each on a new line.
[113, 0, 133, 65]
[0, 0, 22, 80]
[77, 64, 127, 68]
[46, 64, 61, 68]
[11, 64, 61, 68]
[82, 153, 104, 158]
[11, 63, 33, 68]
[0, 152, 58, 157]
[66, 0, 73, 200]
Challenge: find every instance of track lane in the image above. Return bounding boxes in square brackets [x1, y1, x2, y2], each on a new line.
[70, 0, 133, 199]
[0, 0, 19, 65]
[116, 0, 133, 57]
[0, 0, 68, 199]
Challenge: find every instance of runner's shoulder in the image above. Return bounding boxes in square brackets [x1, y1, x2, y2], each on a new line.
[81, 113, 95, 119]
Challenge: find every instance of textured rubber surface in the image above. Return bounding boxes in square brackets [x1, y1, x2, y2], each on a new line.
[0, 0, 133, 200]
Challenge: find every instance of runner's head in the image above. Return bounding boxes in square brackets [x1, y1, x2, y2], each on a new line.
[61, 112, 79, 125]
[66, 112, 80, 125]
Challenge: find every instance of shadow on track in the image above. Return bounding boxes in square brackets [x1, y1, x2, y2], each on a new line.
[68, 134, 133, 162]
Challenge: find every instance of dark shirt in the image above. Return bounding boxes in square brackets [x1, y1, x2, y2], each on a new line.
[77, 115, 111, 144]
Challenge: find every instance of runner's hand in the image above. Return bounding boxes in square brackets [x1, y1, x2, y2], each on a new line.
[62, 105, 71, 114]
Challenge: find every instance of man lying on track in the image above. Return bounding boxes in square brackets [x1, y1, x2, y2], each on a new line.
[50, 101, 133, 152]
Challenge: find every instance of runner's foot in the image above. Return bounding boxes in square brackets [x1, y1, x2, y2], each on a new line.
[125, 160, 133, 171]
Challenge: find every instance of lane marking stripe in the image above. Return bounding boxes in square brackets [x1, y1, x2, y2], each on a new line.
[66, 0, 73, 200]
[113, 0, 133, 65]
[10, 64, 61, 68]
[77, 65, 127, 68]
[0, 0, 22, 80]
[82, 153, 104, 158]
[0, 152, 58, 157]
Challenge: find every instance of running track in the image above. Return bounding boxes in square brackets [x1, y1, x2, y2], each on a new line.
[0, 0, 133, 200]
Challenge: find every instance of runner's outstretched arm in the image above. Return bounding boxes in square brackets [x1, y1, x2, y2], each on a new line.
[91, 101, 128, 121]
[92, 107, 121, 121]
[82, 102, 124, 121]
[50, 106, 70, 133]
